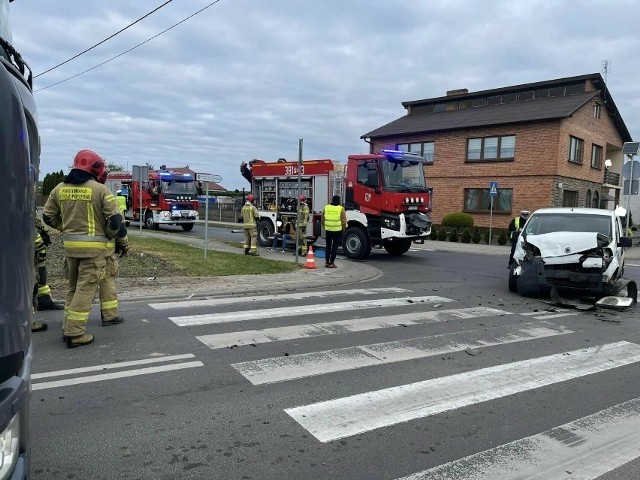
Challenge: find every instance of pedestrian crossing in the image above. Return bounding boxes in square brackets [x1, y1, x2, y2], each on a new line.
[155, 286, 640, 478]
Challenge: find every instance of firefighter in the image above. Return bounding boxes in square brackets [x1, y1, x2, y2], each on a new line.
[97, 172, 128, 327]
[508, 209, 530, 267]
[31, 219, 64, 332]
[297, 195, 310, 256]
[241, 194, 260, 256]
[43, 149, 124, 348]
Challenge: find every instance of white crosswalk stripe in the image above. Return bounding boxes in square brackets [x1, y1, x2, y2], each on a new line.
[169, 295, 454, 326]
[397, 397, 640, 480]
[232, 321, 573, 385]
[285, 342, 640, 442]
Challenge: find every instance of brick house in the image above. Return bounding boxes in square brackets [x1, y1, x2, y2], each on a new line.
[361, 73, 632, 228]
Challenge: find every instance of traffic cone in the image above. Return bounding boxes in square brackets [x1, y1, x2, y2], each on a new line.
[302, 245, 317, 269]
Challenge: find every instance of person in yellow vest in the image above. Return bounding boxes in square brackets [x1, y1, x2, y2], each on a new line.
[297, 195, 310, 256]
[322, 195, 347, 268]
[43, 149, 124, 348]
[508, 209, 530, 267]
[115, 190, 127, 214]
[241, 194, 260, 256]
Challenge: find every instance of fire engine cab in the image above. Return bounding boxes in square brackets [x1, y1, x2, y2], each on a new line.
[106, 168, 199, 231]
[241, 149, 432, 259]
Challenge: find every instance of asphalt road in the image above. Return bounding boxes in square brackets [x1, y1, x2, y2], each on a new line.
[29, 239, 640, 480]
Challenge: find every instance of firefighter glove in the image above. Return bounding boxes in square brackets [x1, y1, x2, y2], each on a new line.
[38, 227, 52, 246]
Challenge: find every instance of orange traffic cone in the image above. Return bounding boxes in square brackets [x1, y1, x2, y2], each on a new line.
[302, 245, 317, 269]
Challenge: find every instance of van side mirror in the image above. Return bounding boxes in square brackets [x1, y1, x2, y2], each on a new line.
[619, 237, 632, 248]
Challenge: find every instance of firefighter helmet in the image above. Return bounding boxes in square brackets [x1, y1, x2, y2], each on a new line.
[299, 194, 307, 202]
[97, 168, 109, 184]
[246, 194, 255, 202]
[73, 150, 105, 179]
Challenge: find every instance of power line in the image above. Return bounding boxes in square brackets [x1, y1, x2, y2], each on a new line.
[35, 0, 175, 78]
[35, 0, 223, 92]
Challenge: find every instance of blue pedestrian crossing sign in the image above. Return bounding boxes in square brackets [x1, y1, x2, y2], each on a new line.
[489, 181, 498, 197]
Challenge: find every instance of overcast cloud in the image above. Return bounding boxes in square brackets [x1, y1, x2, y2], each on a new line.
[9, 0, 640, 191]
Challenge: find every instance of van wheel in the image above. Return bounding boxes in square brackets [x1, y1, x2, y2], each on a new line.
[508, 264, 518, 293]
[343, 226, 370, 260]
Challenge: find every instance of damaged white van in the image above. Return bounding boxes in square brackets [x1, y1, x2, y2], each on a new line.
[508, 207, 633, 297]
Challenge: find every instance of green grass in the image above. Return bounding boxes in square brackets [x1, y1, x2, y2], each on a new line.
[126, 236, 298, 276]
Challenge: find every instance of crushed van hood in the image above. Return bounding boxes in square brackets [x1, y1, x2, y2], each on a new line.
[523, 231, 604, 258]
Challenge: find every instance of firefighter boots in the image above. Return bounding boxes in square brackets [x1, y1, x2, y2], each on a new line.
[31, 321, 48, 332]
[66, 334, 95, 349]
[245, 248, 250, 255]
[102, 316, 125, 327]
[36, 294, 65, 311]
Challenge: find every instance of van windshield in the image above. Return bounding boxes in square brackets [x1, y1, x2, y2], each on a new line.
[524, 213, 612, 238]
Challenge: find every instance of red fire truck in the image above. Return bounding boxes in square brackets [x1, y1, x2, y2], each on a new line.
[105, 168, 199, 231]
[240, 149, 432, 259]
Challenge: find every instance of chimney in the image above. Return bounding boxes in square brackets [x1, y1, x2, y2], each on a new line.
[446, 88, 469, 96]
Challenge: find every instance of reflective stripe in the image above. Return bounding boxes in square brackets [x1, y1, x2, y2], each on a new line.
[37, 285, 52, 296]
[64, 240, 115, 249]
[64, 234, 111, 242]
[101, 300, 118, 310]
[87, 203, 95, 236]
[66, 309, 89, 323]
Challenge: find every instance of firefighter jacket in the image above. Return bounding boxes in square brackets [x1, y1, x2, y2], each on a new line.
[299, 202, 310, 227]
[241, 202, 259, 229]
[322, 204, 346, 232]
[43, 179, 121, 258]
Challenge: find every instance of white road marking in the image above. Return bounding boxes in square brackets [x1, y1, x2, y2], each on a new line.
[519, 309, 580, 320]
[285, 341, 640, 442]
[197, 306, 509, 349]
[150, 287, 411, 310]
[32, 353, 196, 379]
[397, 397, 640, 480]
[169, 296, 454, 327]
[32, 361, 203, 390]
[233, 321, 573, 385]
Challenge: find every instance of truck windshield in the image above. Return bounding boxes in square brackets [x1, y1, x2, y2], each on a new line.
[0, 0, 11, 44]
[524, 213, 612, 238]
[381, 159, 428, 193]
[161, 180, 197, 195]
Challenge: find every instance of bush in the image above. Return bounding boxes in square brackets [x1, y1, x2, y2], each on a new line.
[497, 229, 508, 245]
[449, 228, 459, 242]
[438, 229, 448, 241]
[441, 212, 474, 229]
[471, 227, 481, 244]
[429, 226, 438, 240]
[461, 228, 472, 243]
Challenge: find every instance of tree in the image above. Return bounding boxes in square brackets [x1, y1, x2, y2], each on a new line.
[107, 162, 125, 172]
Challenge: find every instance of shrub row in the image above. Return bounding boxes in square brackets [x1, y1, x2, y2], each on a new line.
[429, 226, 508, 245]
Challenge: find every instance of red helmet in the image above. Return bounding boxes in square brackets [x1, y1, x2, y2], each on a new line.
[246, 194, 255, 202]
[299, 195, 307, 202]
[73, 149, 105, 179]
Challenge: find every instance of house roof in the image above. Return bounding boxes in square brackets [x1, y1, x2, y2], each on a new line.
[362, 73, 632, 142]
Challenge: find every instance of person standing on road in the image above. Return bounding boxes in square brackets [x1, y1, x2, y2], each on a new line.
[242, 194, 260, 256]
[322, 195, 347, 268]
[508, 209, 530, 267]
[43, 149, 124, 348]
[297, 195, 310, 256]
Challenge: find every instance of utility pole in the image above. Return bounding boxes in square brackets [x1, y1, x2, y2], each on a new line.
[295, 138, 303, 265]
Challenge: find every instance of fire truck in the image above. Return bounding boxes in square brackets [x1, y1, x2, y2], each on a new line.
[241, 149, 432, 259]
[105, 168, 199, 231]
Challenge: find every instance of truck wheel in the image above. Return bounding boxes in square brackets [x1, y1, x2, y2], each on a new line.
[181, 223, 194, 232]
[382, 239, 412, 256]
[145, 211, 159, 230]
[343, 226, 370, 260]
[508, 264, 518, 293]
[257, 219, 274, 247]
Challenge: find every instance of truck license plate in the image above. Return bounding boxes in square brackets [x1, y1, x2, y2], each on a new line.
[408, 206, 417, 211]
[180, 211, 190, 217]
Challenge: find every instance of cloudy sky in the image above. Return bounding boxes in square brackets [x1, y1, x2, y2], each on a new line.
[8, 0, 640, 191]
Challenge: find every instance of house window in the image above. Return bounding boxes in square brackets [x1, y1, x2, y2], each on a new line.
[593, 103, 601, 119]
[592, 191, 600, 208]
[591, 144, 603, 169]
[562, 189, 579, 207]
[397, 142, 435, 163]
[464, 188, 512, 213]
[466, 135, 516, 161]
[568, 136, 584, 164]
[586, 189, 592, 207]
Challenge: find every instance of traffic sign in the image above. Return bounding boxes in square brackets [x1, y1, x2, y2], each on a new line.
[621, 160, 640, 181]
[489, 181, 498, 197]
[196, 173, 222, 183]
[623, 179, 639, 195]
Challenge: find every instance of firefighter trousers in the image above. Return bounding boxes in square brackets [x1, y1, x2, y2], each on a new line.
[243, 227, 258, 254]
[63, 254, 107, 337]
[98, 253, 120, 321]
[298, 227, 307, 255]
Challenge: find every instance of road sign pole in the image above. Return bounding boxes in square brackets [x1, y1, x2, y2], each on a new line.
[489, 196, 493, 245]
[204, 181, 209, 259]
[626, 154, 634, 233]
[295, 138, 303, 266]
